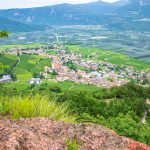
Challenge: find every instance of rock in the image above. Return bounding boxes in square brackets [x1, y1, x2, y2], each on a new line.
[0, 118, 149, 150]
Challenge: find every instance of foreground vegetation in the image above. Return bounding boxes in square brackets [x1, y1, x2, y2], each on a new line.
[0, 83, 150, 145]
[0, 94, 76, 123]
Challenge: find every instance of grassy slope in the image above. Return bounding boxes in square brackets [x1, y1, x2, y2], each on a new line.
[42, 80, 102, 92]
[0, 54, 18, 74]
[15, 54, 51, 81]
[4, 80, 101, 92]
[66, 45, 150, 71]
[0, 95, 76, 123]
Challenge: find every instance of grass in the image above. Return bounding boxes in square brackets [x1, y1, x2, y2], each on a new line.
[66, 138, 80, 150]
[41, 80, 102, 92]
[45, 50, 58, 55]
[3, 80, 102, 93]
[66, 45, 150, 71]
[0, 43, 44, 52]
[14, 54, 51, 81]
[0, 54, 18, 74]
[0, 95, 76, 123]
[3, 81, 29, 90]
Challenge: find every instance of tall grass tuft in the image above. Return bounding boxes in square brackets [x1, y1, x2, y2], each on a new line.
[0, 95, 76, 123]
[66, 138, 80, 150]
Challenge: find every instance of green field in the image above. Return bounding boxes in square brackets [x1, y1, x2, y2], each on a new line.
[0, 43, 44, 52]
[14, 54, 51, 81]
[45, 50, 58, 55]
[4, 80, 102, 92]
[66, 45, 150, 71]
[0, 54, 18, 74]
[42, 80, 102, 92]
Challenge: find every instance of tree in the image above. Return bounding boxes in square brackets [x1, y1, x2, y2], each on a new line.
[0, 31, 9, 38]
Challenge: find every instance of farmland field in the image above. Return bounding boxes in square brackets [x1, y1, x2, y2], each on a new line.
[0, 43, 44, 52]
[0, 54, 18, 75]
[66, 45, 150, 71]
[3, 79, 102, 92]
[14, 54, 51, 81]
[1, 26, 149, 62]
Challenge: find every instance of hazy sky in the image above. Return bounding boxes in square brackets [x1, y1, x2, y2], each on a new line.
[0, 0, 119, 9]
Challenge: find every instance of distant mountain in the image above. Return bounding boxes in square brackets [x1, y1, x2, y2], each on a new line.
[0, 17, 51, 32]
[0, 1, 120, 25]
[0, 0, 149, 31]
[107, 0, 150, 31]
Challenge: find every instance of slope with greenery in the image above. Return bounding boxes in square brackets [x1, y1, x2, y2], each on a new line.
[0, 94, 76, 123]
[0, 54, 18, 75]
[14, 54, 51, 81]
[0, 82, 150, 145]
[66, 45, 150, 71]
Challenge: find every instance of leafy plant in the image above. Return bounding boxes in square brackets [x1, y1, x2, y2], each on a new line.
[66, 138, 79, 150]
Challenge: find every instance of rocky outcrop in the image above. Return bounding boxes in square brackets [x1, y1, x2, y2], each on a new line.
[0, 118, 149, 150]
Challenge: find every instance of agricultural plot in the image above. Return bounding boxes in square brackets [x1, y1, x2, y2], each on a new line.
[4, 81, 29, 90]
[42, 80, 102, 92]
[0, 43, 44, 52]
[14, 54, 51, 81]
[45, 50, 58, 55]
[3, 80, 102, 92]
[66, 45, 150, 71]
[0, 54, 18, 74]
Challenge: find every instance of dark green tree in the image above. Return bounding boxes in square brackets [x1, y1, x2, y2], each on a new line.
[0, 31, 9, 38]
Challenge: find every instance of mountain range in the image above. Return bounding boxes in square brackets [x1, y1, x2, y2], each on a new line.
[0, 0, 150, 32]
[0, 17, 51, 32]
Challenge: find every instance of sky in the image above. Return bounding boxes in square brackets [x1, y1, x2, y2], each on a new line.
[0, 0, 119, 9]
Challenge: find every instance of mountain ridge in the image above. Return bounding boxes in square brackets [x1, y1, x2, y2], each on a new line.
[0, 17, 52, 32]
[0, 0, 149, 31]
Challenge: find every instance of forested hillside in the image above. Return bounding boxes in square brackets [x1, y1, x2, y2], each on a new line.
[0, 17, 51, 32]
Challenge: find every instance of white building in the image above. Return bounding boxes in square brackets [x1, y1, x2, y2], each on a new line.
[29, 78, 41, 85]
[0, 75, 12, 83]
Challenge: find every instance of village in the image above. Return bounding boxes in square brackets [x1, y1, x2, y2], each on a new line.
[1, 45, 150, 88]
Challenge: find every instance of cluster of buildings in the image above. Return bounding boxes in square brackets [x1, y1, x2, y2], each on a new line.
[42, 49, 149, 88]
[3, 45, 150, 88]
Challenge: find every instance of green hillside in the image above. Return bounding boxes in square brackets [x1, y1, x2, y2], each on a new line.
[0, 54, 18, 75]
[66, 45, 150, 71]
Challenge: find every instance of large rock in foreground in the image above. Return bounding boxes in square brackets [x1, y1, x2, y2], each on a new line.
[0, 118, 149, 150]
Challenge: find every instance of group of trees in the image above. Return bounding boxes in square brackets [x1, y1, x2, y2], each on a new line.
[56, 83, 150, 145]
[0, 31, 9, 38]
